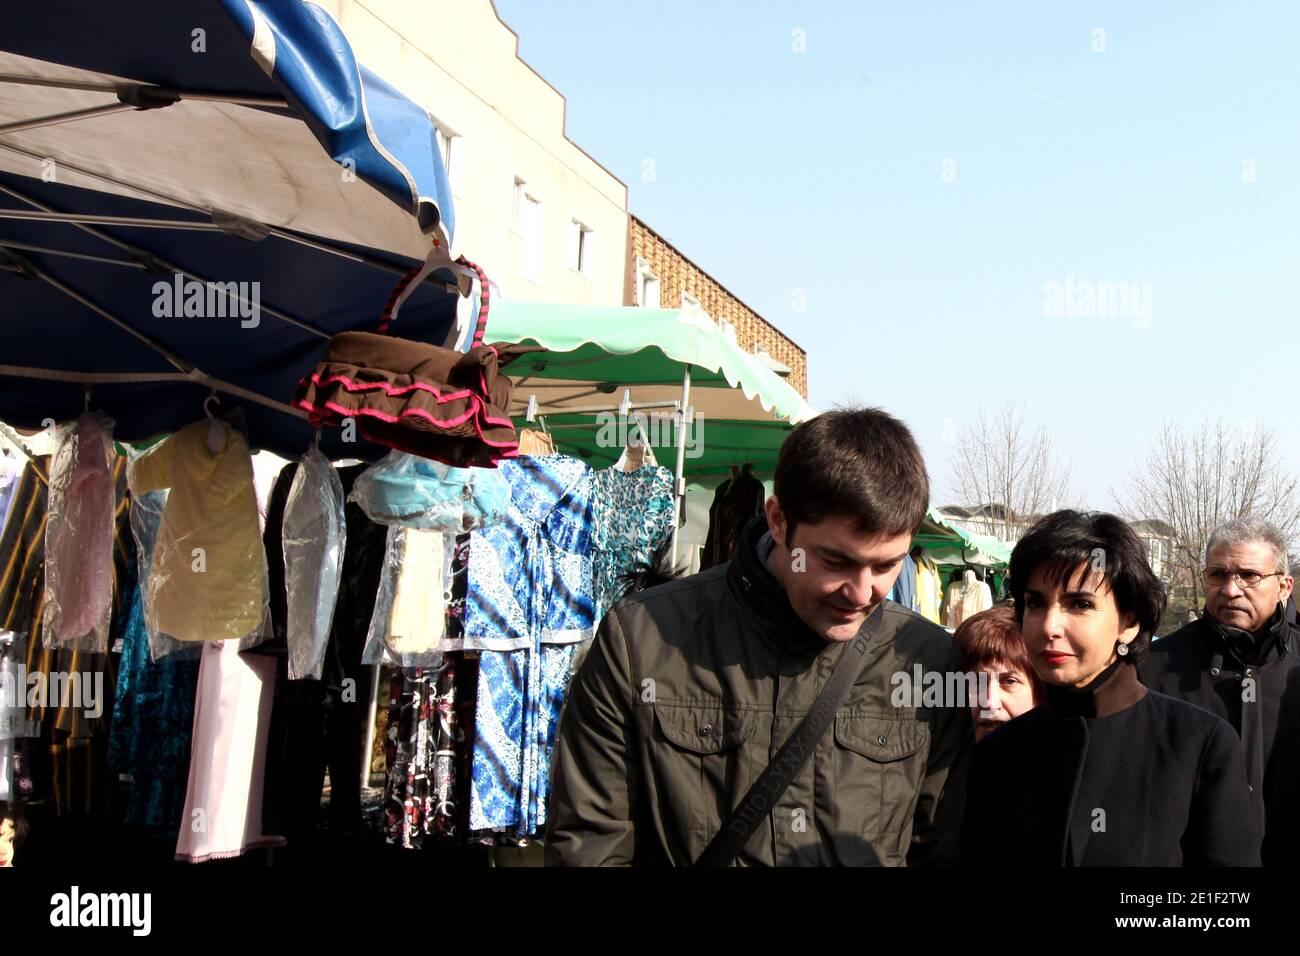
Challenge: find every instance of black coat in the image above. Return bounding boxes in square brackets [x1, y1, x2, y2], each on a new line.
[962, 661, 1260, 866]
[1138, 597, 1300, 864]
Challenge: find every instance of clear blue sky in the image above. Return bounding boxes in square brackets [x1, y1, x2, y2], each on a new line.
[493, 0, 1300, 508]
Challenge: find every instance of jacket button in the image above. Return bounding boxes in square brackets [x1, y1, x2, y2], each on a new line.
[877, 735, 888, 745]
[699, 725, 712, 737]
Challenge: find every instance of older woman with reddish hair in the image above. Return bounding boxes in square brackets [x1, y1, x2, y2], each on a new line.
[952, 605, 1043, 742]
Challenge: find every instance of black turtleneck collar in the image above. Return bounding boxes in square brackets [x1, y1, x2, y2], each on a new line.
[1042, 658, 1147, 720]
[1208, 600, 1289, 666]
[727, 516, 826, 651]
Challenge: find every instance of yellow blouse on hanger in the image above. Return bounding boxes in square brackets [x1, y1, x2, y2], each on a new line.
[127, 419, 268, 642]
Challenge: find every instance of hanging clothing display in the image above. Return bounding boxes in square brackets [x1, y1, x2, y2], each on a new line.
[260, 463, 385, 852]
[174, 638, 284, 863]
[363, 526, 448, 668]
[42, 413, 116, 652]
[590, 463, 675, 616]
[127, 419, 269, 643]
[107, 577, 200, 835]
[0, 451, 21, 529]
[349, 450, 510, 532]
[462, 455, 595, 652]
[914, 551, 944, 625]
[943, 570, 994, 628]
[383, 654, 479, 849]
[469, 642, 575, 838]
[701, 465, 765, 569]
[2, 453, 130, 819]
[517, 428, 555, 456]
[460, 455, 595, 839]
[282, 446, 347, 681]
[888, 553, 919, 612]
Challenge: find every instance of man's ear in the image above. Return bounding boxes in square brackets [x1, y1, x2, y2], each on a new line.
[764, 496, 786, 548]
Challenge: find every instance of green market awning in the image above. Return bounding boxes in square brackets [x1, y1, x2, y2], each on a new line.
[486, 301, 816, 476]
[913, 508, 1012, 568]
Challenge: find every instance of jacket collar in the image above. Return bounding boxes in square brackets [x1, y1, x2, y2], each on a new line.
[1207, 599, 1293, 667]
[1042, 659, 1146, 720]
[727, 516, 827, 653]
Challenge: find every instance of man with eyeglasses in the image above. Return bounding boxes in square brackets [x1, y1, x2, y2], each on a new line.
[1138, 518, 1300, 863]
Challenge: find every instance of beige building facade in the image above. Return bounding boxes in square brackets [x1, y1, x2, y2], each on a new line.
[318, 0, 629, 306]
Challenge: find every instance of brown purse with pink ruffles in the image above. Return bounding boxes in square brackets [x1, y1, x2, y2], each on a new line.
[293, 254, 519, 467]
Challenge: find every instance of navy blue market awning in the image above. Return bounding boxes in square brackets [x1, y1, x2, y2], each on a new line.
[0, 0, 461, 459]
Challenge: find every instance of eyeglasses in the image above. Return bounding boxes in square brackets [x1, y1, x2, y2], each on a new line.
[1203, 568, 1284, 589]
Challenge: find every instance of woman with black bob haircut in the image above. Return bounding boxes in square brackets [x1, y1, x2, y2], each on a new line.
[961, 510, 1260, 866]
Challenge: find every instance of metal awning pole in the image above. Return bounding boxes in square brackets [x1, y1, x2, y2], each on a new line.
[670, 365, 692, 565]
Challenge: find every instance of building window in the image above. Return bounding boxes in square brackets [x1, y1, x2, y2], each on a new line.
[521, 191, 543, 283]
[636, 258, 660, 308]
[570, 219, 595, 276]
[681, 291, 700, 310]
[435, 125, 463, 196]
[718, 319, 737, 342]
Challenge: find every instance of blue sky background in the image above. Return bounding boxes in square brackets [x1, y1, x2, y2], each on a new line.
[493, 0, 1300, 509]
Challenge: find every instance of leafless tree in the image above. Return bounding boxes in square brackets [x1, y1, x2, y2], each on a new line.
[947, 400, 1074, 542]
[1113, 418, 1300, 610]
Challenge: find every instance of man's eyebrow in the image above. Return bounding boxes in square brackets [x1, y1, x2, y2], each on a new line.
[817, 547, 909, 565]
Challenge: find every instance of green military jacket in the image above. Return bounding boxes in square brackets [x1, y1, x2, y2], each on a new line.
[545, 521, 972, 866]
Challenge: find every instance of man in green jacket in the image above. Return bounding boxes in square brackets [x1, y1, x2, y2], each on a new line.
[545, 407, 972, 865]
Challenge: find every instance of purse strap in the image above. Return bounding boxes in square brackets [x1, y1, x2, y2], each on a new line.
[377, 244, 492, 348]
[693, 607, 883, 867]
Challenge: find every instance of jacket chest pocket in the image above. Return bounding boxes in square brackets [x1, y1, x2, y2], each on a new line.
[652, 702, 756, 833]
[832, 713, 930, 842]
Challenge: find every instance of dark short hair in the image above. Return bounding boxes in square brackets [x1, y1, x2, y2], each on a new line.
[774, 407, 929, 539]
[1008, 510, 1166, 660]
[0, 800, 28, 849]
[952, 605, 1045, 703]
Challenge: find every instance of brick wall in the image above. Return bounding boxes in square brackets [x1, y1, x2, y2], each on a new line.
[627, 216, 808, 398]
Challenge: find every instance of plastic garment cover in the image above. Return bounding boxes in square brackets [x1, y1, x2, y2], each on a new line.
[282, 446, 347, 680]
[126, 418, 269, 643]
[42, 412, 116, 651]
[349, 450, 510, 532]
[0, 628, 39, 739]
[126, 486, 201, 663]
[362, 525, 448, 668]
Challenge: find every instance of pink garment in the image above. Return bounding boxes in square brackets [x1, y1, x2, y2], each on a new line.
[175, 640, 285, 863]
[42, 413, 115, 651]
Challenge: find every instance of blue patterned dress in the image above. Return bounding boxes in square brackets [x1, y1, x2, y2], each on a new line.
[464, 456, 595, 838]
[591, 464, 676, 617]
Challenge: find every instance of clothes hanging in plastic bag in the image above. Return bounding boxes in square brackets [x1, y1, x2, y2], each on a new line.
[126, 418, 269, 643]
[282, 446, 347, 680]
[125, 486, 201, 663]
[349, 450, 510, 532]
[362, 526, 449, 669]
[42, 412, 116, 652]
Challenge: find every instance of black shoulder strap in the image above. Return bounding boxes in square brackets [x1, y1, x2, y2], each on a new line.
[693, 607, 884, 867]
